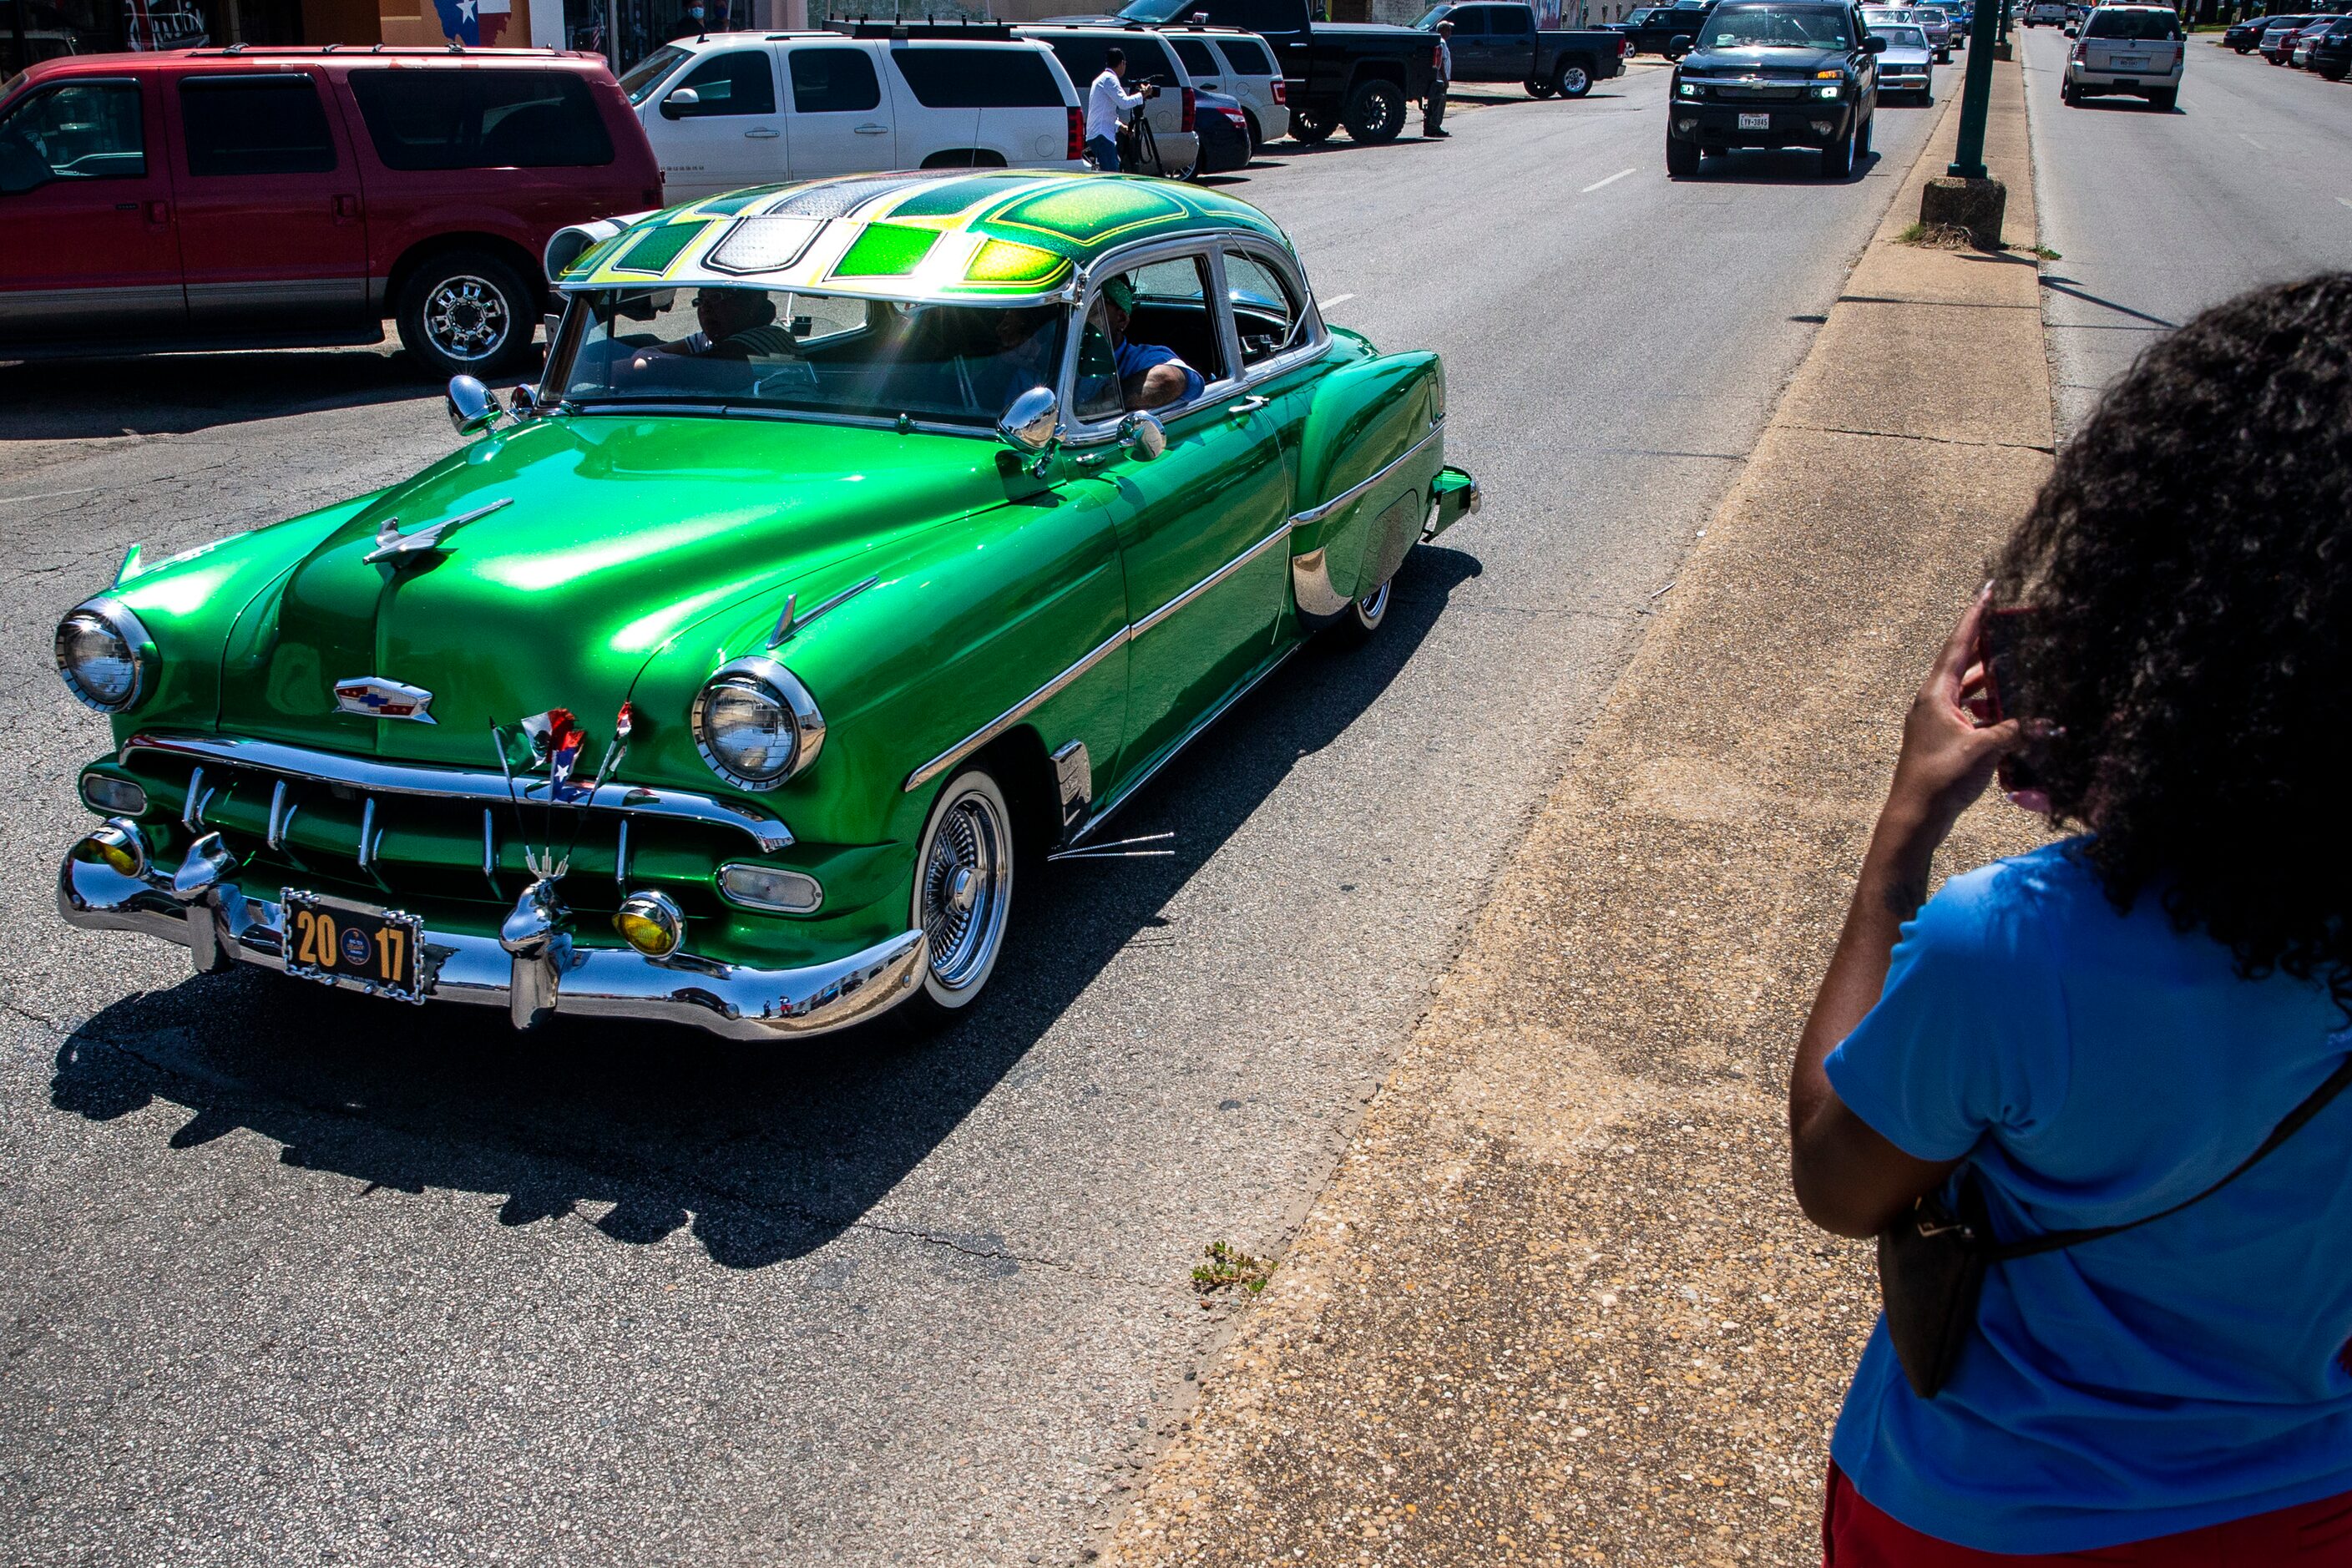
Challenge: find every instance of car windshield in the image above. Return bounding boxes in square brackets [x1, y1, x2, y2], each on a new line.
[1705, 3, 1854, 46]
[618, 44, 690, 105]
[1415, 4, 1454, 23]
[1915, 6, 1945, 18]
[2084, 8, 2182, 37]
[551, 286, 1070, 429]
[1874, 24, 1929, 45]
[1118, 0, 1197, 21]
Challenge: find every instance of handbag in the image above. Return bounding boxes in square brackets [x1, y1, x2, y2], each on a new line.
[1878, 1054, 2352, 1399]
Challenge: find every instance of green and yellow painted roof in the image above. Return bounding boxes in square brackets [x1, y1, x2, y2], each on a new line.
[554, 169, 1293, 302]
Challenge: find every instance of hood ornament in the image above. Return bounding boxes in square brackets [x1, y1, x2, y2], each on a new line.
[363, 497, 513, 566]
[334, 675, 437, 723]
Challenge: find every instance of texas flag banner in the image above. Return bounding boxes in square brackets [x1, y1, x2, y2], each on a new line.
[519, 708, 589, 799]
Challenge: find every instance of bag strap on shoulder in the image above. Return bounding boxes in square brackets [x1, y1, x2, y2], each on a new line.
[1990, 1054, 2352, 1262]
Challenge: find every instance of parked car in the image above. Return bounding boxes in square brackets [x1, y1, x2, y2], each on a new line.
[1667, 0, 1884, 179]
[2023, 1, 2067, 23]
[1014, 23, 1201, 176]
[2062, 3, 2184, 106]
[2307, 14, 2352, 76]
[2290, 18, 2336, 62]
[620, 28, 1082, 205]
[2260, 13, 2341, 61]
[53, 169, 1480, 1039]
[2222, 13, 2273, 50]
[1191, 86, 1254, 171]
[0, 47, 661, 377]
[1610, 3, 1720, 56]
[1412, 2, 1629, 99]
[1162, 25, 1290, 150]
[1073, 0, 1439, 146]
[1870, 20, 1936, 96]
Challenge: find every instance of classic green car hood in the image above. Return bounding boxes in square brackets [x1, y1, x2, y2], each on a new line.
[215, 414, 1006, 769]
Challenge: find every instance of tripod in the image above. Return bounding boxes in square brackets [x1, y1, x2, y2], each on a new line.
[1118, 88, 1165, 176]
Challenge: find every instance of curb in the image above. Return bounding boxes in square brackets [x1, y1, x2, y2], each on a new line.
[1099, 54, 2059, 1568]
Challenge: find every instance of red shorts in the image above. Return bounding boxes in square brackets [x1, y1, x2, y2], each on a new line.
[1823, 1462, 2352, 1565]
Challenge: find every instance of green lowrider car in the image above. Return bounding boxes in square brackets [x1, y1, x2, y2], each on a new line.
[53, 169, 1479, 1039]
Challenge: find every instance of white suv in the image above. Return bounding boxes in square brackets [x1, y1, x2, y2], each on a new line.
[620, 31, 1084, 204]
[1161, 26, 1291, 151]
[1014, 23, 1203, 178]
[2061, 3, 2184, 109]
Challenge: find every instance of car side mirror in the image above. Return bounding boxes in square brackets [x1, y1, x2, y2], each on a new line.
[1118, 410, 1167, 463]
[446, 375, 503, 437]
[507, 383, 539, 416]
[1668, 31, 1692, 49]
[660, 86, 701, 120]
[1865, 33, 1888, 50]
[997, 385, 1060, 460]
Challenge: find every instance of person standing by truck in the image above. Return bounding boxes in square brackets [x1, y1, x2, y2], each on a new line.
[1424, 18, 1454, 135]
[1086, 47, 1155, 172]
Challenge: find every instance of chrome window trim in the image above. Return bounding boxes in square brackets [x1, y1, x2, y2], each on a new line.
[1061, 235, 1246, 443]
[117, 731, 793, 852]
[1289, 419, 1446, 529]
[1217, 238, 1328, 391]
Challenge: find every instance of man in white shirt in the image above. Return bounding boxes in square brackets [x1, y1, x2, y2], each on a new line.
[1085, 48, 1153, 172]
[1424, 19, 1454, 137]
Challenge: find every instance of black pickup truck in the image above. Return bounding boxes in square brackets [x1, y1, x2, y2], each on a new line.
[1415, 2, 1629, 98]
[1611, 2, 1721, 57]
[1080, 0, 1442, 144]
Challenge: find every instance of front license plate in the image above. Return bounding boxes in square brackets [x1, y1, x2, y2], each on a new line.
[281, 889, 424, 1000]
[1738, 111, 1771, 129]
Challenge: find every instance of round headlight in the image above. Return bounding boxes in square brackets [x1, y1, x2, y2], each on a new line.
[54, 599, 151, 712]
[689, 656, 824, 791]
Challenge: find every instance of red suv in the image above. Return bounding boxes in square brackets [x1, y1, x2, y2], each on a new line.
[0, 48, 661, 377]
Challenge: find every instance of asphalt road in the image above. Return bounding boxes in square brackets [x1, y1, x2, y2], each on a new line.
[0, 66, 1943, 1567]
[2021, 25, 2352, 434]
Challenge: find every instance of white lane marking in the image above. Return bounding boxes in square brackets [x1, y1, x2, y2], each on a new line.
[2239, 133, 2269, 150]
[0, 486, 97, 507]
[1581, 165, 1639, 193]
[1321, 292, 1356, 307]
[2339, 197, 2352, 211]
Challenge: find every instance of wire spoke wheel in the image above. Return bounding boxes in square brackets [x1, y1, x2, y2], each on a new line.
[917, 775, 1012, 998]
[423, 275, 510, 363]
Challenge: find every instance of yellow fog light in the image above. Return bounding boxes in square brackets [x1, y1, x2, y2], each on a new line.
[613, 890, 685, 958]
[78, 817, 149, 879]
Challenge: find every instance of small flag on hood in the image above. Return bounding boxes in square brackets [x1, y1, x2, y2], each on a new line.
[614, 701, 635, 742]
[521, 707, 588, 798]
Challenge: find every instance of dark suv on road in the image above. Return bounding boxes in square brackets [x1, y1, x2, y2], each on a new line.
[1667, 0, 1882, 179]
[1614, 3, 1722, 55]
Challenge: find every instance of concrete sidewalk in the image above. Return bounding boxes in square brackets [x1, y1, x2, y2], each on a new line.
[1097, 61, 2055, 1568]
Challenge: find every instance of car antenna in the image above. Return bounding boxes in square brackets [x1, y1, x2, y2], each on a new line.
[1048, 832, 1176, 862]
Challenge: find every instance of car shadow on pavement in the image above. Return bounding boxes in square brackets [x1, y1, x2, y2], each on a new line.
[0, 346, 500, 443]
[47, 544, 1481, 1271]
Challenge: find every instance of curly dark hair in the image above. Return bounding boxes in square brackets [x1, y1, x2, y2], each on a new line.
[1990, 271, 2352, 1005]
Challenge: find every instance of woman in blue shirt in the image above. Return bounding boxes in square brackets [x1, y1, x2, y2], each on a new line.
[1790, 272, 2352, 1561]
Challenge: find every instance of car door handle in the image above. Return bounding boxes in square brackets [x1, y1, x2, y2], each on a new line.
[746, 126, 780, 139]
[145, 199, 169, 226]
[334, 193, 361, 222]
[1226, 396, 1269, 417]
[854, 123, 889, 134]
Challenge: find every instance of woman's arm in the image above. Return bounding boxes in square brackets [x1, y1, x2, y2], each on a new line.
[1788, 589, 2022, 1238]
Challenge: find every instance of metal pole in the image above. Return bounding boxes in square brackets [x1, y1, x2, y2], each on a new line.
[606, 0, 620, 68]
[1946, 0, 2003, 178]
[1997, 0, 2011, 48]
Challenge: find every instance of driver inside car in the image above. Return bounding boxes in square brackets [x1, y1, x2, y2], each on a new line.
[1100, 275, 1203, 411]
[648, 288, 801, 363]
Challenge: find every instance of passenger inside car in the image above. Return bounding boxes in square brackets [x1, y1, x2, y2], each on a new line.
[651, 289, 802, 362]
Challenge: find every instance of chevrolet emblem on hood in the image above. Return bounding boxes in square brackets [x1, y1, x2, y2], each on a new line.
[334, 676, 437, 724]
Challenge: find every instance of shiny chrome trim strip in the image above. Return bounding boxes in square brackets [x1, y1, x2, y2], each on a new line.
[357, 797, 379, 873]
[614, 818, 630, 888]
[266, 780, 289, 850]
[1131, 521, 1292, 637]
[1287, 420, 1446, 529]
[1071, 645, 1298, 843]
[182, 766, 206, 829]
[58, 846, 925, 1042]
[903, 627, 1129, 794]
[118, 732, 793, 853]
[483, 807, 498, 890]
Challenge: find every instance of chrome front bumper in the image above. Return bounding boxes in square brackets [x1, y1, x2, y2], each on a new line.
[57, 828, 926, 1042]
